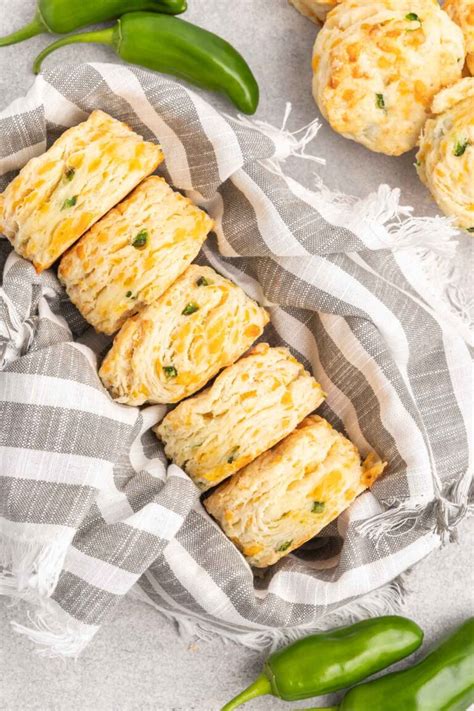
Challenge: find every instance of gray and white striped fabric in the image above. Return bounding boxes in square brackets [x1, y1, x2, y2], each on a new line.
[0, 63, 472, 656]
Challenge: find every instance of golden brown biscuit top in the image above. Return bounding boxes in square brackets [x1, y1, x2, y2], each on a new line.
[0, 110, 163, 272]
[99, 264, 269, 405]
[59, 176, 213, 334]
[313, 0, 465, 154]
[205, 415, 386, 567]
[416, 77, 474, 228]
[156, 343, 326, 489]
[445, 0, 474, 54]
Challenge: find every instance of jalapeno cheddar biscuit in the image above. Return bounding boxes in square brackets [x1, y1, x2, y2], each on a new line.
[289, 0, 339, 23]
[205, 415, 386, 567]
[416, 78, 474, 230]
[0, 110, 163, 272]
[59, 176, 214, 335]
[155, 343, 325, 491]
[99, 265, 269, 405]
[445, 0, 474, 74]
[312, 0, 465, 155]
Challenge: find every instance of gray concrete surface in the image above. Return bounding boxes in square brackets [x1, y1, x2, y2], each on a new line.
[0, 1, 473, 709]
[0, 519, 473, 711]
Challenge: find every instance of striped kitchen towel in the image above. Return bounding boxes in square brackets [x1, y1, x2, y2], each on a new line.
[0, 63, 472, 657]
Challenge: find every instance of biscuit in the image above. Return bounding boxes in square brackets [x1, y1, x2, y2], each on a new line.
[155, 343, 325, 491]
[416, 77, 474, 230]
[205, 415, 386, 567]
[99, 265, 269, 405]
[445, 0, 474, 74]
[59, 176, 214, 335]
[0, 110, 163, 272]
[289, 0, 339, 23]
[312, 0, 465, 155]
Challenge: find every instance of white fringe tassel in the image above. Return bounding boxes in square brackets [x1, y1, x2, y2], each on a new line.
[0, 533, 70, 598]
[306, 180, 472, 341]
[356, 467, 473, 546]
[0, 531, 97, 657]
[228, 101, 326, 168]
[11, 601, 98, 659]
[230, 104, 472, 342]
[132, 576, 408, 653]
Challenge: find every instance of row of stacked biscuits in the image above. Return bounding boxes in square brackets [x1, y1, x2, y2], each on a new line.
[289, 0, 474, 231]
[0, 109, 386, 568]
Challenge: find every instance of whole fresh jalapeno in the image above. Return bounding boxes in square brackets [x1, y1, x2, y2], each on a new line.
[318, 617, 474, 711]
[0, 0, 187, 46]
[220, 616, 424, 710]
[32, 13, 260, 115]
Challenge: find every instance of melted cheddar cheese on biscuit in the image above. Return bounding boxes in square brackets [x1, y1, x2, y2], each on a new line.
[0, 110, 163, 272]
[416, 77, 474, 230]
[59, 176, 214, 335]
[99, 265, 269, 405]
[155, 343, 326, 491]
[312, 0, 465, 155]
[445, 0, 474, 74]
[205, 415, 386, 567]
[289, 0, 339, 23]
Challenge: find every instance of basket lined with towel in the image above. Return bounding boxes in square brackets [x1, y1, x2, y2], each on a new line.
[0, 62, 471, 656]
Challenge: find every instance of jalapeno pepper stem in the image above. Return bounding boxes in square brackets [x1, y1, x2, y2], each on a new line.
[0, 12, 47, 47]
[220, 673, 271, 711]
[33, 27, 115, 74]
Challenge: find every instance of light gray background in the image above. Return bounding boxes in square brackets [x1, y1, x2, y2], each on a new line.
[0, 1, 473, 709]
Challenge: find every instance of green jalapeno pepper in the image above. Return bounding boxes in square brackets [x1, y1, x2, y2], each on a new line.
[316, 617, 474, 711]
[220, 616, 424, 710]
[32, 13, 259, 114]
[0, 0, 186, 47]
